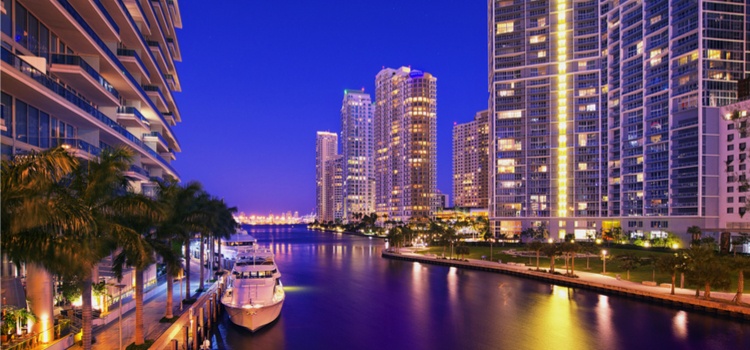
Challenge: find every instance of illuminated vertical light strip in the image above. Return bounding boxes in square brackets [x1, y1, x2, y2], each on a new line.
[556, 0, 568, 221]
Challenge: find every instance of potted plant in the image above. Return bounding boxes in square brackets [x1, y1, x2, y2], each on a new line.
[1, 309, 16, 342]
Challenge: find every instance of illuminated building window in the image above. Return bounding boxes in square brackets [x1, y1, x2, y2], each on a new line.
[498, 138, 521, 151]
[497, 159, 515, 173]
[579, 88, 596, 97]
[707, 49, 721, 59]
[530, 35, 546, 44]
[636, 41, 643, 55]
[650, 15, 661, 25]
[538, 50, 547, 58]
[496, 21, 514, 35]
[497, 110, 522, 119]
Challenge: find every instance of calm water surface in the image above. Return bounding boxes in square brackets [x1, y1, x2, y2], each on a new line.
[210, 225, 749, 350]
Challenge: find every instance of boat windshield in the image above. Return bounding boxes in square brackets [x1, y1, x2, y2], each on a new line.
[232, 269, 277, 279]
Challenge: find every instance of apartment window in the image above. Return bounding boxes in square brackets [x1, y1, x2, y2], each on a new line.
[728, 144, 735, 151]
[1, 0, 11, 37]
[496, 21, 514, 35]
[1, 92, 11, 138]
[728, 207, 734, 214]
[741, 197, 746, 203]
[728, 186, 734, 193]
[728, 197, 734, 203]
[15, 99, 27, 142]
[728, 165, 734, 172]
[741, 164, 746, 171]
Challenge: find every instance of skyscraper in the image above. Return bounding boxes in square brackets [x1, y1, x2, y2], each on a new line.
[316, 131, 338, 222]
[375, 67, 437, 222]
[453, 110, 489, 208]
[488, 0, 749, 241]
[0, 0, 183, 340]
[341, 89, 375, 221]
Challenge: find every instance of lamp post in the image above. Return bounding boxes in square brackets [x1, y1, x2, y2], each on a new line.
[601, 250, 608, 274]
[115, 284, 126, 350]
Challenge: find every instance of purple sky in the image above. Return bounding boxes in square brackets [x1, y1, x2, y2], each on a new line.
[173, 1, 487, 214]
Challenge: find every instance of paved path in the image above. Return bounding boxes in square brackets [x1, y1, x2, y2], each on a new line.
[398, 248, 743, 304]
[68, 260, 214, 350]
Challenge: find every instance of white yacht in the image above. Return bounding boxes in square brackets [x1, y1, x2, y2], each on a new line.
[221, 242, 285, 332]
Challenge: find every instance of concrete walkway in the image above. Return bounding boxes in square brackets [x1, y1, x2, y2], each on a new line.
[396, 248, 745, 306]
[68, 260, 214, 350]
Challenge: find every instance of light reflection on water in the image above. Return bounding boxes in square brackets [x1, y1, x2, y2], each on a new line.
[210, 226, 750, 350]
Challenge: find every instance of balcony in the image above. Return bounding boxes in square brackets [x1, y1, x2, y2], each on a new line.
[65, 0, 120, 41]
[147, 40, 170, 75]
[117, 106, 150, 129]
[49, 54, 120, 106]
[116, 48, 150, 82]
[50, 138, 102, 158]
[142, 84, 167, 109]
[143, 131, 169, 152]
[123, 0, 151, 36]
[126, 164, 150, 181]
[0, 47, 178, 177]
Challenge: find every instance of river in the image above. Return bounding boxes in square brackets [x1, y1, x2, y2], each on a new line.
[209, 225, 749, 350]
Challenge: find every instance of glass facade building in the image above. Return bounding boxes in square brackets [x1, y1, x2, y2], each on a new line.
[453, 109, 490, 209]
[316, 131, 338, 223]
[375, 67, 438, 222]
[489, 0, 749, 240]
[341, 89, 375, 221]
[0, 0, 184, 196]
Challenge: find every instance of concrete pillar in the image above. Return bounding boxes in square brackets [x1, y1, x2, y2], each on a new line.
[26, 262, 54, 343]
[183, 325, 189, 350]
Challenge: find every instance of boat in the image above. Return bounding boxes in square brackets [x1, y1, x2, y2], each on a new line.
[221, 239, 285, 332]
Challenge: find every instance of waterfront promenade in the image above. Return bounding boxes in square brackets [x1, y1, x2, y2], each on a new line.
[386, 248, 750, 319]
[67, 259, 209, 350]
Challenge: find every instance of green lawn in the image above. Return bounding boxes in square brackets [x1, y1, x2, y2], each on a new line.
[412, 244, 750, 293]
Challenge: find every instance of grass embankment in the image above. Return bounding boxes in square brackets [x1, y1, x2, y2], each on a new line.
[413, 245, 750, 293]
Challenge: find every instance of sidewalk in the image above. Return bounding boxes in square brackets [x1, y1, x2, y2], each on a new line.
[68, 261, 214, 350]
[395, 248, 746, 307]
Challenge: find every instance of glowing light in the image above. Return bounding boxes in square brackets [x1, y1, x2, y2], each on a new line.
[672, 243, 679, 249]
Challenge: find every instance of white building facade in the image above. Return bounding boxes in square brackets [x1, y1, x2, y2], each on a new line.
[341, 89, 375, 222]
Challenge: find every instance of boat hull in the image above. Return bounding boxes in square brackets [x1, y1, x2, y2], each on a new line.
[223, 299, 284, 332]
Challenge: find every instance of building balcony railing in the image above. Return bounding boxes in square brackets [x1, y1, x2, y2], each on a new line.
[44, 138, 102, 156]
[1, 47, 177, 177]
[57, 0, 177, 141]
[116, 48, 149, 77]
[128, 164, 151, 178]
[50, 54, 120, 100]
[117, 106, 150, 126]
[93, 0, 120, 34]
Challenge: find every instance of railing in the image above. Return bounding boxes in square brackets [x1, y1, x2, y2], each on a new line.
[142, 84, 167, 104]
[51, 138, 102, 156]
[1, 47, 177, 176]
[2, 319, 71, 350]
[143, 131, 168, 146]
[50, 54, 120, 100]
[117, 106, 150, 126]
[128, 164, 150, 177]
[57, 0, 177, 141]
[93, 0, 120, 33]
[116, 48, 149, 76]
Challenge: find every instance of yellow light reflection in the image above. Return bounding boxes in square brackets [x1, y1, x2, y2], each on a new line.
[673, 311, 688, 339]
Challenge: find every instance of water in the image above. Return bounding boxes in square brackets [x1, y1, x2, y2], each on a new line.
[210, 225, 750, 350]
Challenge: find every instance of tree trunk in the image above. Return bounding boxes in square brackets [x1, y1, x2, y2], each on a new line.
[704, 282, 711, 300]
[671, 273, 676, 295]
[165, 271, 174, 319]
[652, 268, 655, 282]
[26, 263, 53, 343]
[586, 256, 590, 270]
[134, 268, 144, 345]
[184, 241, 191, 299]
[627, 270, 630, 280]
[81, 276, 93, 350]
[550, 256, 555, 273]
[536, 251, 540, 270]
[571, 254, 575, 276]
[733, 270, 744, 304]
[218, 237, 223, 272]
[199, 237, 205, 291]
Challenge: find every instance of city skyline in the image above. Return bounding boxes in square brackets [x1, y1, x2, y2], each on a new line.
[172, 0, 487, 214]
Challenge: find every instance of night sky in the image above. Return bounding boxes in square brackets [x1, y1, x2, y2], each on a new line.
[173, 1, 487, 214]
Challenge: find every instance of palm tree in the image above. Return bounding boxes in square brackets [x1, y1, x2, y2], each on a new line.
[617, 254, 642, 280]
[68, 147, 156, 349]
[688, 226, 702, 246]
[1, 147, 90, 342]
[541, 243, 559, 273]
[728, 255, 750, 304]
[657, 253, 688, 295]
[527, 241, 544, 270]
[154, 179, 206, 303]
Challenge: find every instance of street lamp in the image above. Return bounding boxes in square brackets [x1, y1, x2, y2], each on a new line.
[601, 250, 608, 274]
[115, 284, 126, 350]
